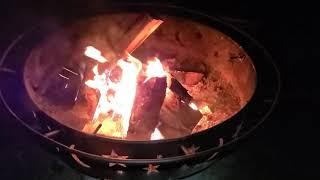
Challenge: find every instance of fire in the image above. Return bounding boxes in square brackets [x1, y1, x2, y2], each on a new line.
[113, 56, 142, 134]
[85, 65, 111, 120]
[189, 102, 198, 110]
[84, 43, 173, 139]
[84, 47, 142, 138]
[83, 45, 214, 140]
[199, 105, 212, 114]
[85, 46, 108, 63]
[150, 128, 164, 140]
[145, 57, 167, 82]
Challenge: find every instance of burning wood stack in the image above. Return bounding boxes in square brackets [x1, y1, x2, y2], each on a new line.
[81, 14, 205, 140]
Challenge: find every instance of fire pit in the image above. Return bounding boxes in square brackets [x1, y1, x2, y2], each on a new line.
[0, 4, 280, 179]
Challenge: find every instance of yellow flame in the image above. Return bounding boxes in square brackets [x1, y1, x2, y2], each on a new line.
[189, 102, 198, 110]
[85, 65, 111, 120]
[145, 57, 166, 82]
[113, 58, 142, 134]
[84, 46, 174, 138]
[199, 105, 212, 114]
[151, 128, 164, 140]
[85, 46, 108, 63]
[84, 47, 142, 138]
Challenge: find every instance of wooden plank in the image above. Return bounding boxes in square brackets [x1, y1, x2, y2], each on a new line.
[158, 89, 202, 139]
[114, 14, 163, 54]
[127, 77, 167, 140]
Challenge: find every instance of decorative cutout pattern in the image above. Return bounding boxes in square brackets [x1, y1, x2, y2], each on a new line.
[143, 164, 160, 175]
[181, 145, 200, 155]
[69, 144, 91, 168]
[207, 138, 224, 160]
[102, 150, 128, 167]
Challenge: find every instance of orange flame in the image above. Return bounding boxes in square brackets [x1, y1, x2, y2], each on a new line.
[85, 65, 111, 120]
[144, 57, 166, 82]
[113, 56, 142, 134]
[84, 47, 142, 138]
[199, 105, 212, 114]
[150, 128, 164, 140]
[85, 46, 108, 63]
[84, 46, 170, 139]
[188, 102, 198, 110]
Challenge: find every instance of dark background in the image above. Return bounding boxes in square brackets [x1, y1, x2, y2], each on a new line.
[0, 0, 319, 179]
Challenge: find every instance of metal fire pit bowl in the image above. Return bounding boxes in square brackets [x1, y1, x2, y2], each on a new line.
[0, 3, 280, 179]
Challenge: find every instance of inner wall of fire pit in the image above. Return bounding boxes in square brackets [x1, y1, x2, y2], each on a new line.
[23, 13, 256, 141]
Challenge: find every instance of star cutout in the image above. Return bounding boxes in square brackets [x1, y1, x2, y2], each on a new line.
[143, 164, 160, 175]
[218, 137, 224, 146]
[69, 144, 91, 168]
[116, 170, 125, 175]
[232, 123, 243, 139]
[208, 138, 224, 160]
[181, 145, 200, 155]
[102, 150, 128, 167]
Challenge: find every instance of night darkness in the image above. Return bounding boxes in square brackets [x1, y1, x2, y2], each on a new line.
[0, 0, 319, 179]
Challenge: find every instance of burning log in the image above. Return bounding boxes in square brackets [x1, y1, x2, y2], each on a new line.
[82, 14, 163, 117]
[171, 71, 204, 86]
[167, 70, 205, 104]
[169, 77, 192, 104]
[82, 120, 101, 134]
[158, 90, 202, 139]
[82, 14, 203, 140]
[86, 15, 163, 71]
[83, 14, 163, 74]
[115, 14, 163, 54]
[84, 87, 99, 118]
[127, 77, 167, 140]
[159, 60, 204, 104]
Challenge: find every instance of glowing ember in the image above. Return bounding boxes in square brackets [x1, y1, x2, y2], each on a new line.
[84, 47, 142, 138]
[191, 104, 213, 134]
[145, 57, 166, 82]
[85, 65, 110, 120]
[83, 46, 210, 139]
[150, 128, 164, 140]
[199, 105, 212, 114]
[83, 43, 176, 139]
[113, 56, 142, 134]
[85, 46, 108, 63]
[189, 102, 198, 110]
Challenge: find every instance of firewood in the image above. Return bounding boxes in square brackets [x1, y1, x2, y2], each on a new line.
[169, 77, 192, 104]
[115, 14, 163, 54]
[127, 77, 167, 140]
[171, 71, 204, 86]
[158, 89, 202, 139]
[82, 15, 163, 138]
[84, 87, 98, 118]
[82, 120, 100, 134]
[101, 14, 163, 69]
[82, 115, 125, 138]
